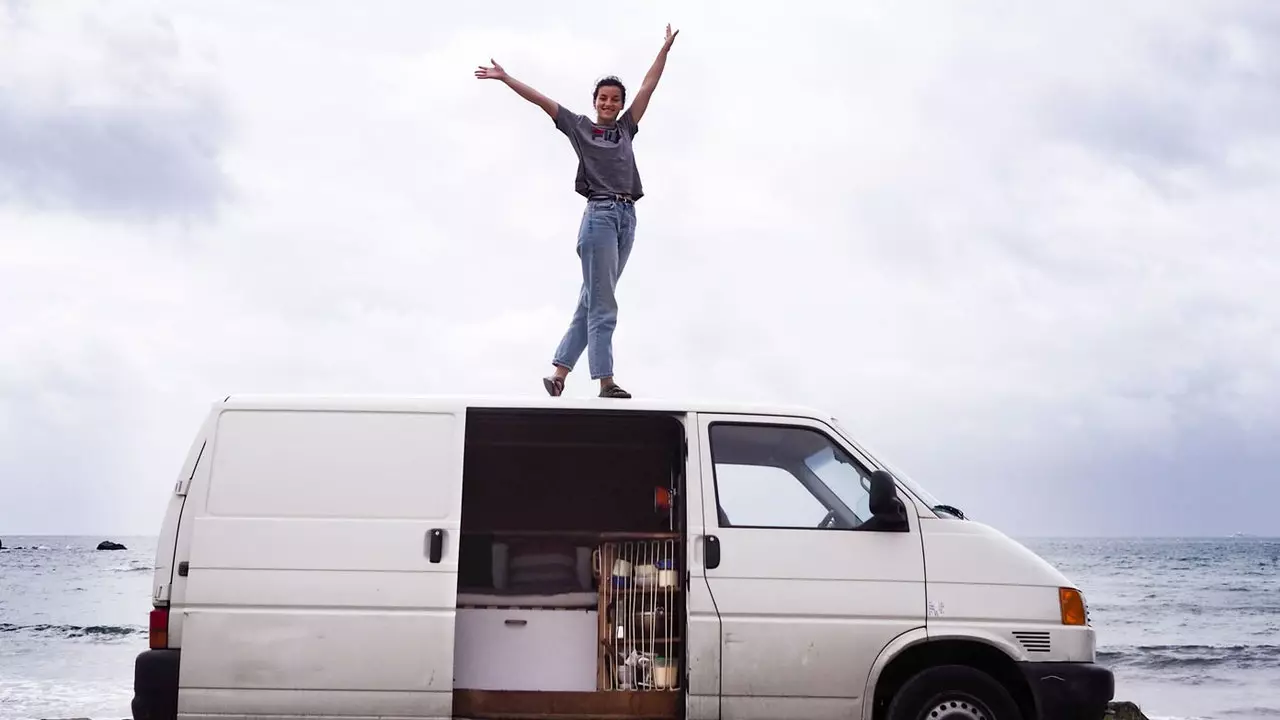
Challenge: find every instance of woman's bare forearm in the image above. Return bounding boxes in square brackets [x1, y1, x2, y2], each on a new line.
[641, 47, 669, 90]
[503, 75, 558, 118]
[628, 25, 678, 124]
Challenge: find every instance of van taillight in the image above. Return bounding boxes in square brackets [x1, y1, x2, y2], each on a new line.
[149, 608, 169, 649]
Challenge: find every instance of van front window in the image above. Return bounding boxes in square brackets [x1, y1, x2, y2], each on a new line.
[707, 423, 877, 530]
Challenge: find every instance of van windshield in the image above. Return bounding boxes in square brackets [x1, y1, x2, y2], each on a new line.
[827, 416, 946, 514]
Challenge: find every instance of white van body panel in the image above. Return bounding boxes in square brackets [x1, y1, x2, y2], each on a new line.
[149, 416, 212, 606]
[922, 518, 1072, 588]
[165, 416, 215, 648]
[172, 405, 466, 720]
[921, 517, 1098, 664]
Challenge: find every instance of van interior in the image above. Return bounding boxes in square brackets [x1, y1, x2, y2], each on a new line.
[453, 408, 688, 719]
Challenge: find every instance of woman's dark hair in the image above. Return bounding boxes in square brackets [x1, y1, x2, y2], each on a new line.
[594, 75, 626, 105]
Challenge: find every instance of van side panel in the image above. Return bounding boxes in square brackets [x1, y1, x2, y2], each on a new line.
[921, 518, 1098, 664]
[174, 408, 465, 720]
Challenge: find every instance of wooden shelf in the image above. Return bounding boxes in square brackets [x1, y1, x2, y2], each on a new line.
[595, 539, 684, 693]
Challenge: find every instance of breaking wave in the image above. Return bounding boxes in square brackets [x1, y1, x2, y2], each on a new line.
[1099, 643, 1280, 671]
[0, 622, 145, 640]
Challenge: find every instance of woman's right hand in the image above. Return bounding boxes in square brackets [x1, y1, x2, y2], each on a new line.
[474, 58, 507, 81]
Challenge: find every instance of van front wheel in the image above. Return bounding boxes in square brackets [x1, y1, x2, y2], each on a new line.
[885, 664, 1023, 720]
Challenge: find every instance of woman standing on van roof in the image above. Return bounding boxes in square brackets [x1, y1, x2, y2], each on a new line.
[475, 24, 679, 399]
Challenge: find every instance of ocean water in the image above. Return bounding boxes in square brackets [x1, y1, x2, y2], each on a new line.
[1, 535, 1277, 720]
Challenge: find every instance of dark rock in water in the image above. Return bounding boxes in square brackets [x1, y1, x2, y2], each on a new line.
[1108, 701, 1150, 720]
[96, 540, 126, 551]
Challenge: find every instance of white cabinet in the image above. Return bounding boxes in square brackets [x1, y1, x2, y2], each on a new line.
[453, 608, 599, 691]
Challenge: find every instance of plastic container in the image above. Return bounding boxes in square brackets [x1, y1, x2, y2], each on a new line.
[656, 558, 678, 589]
[652, 656, 678, 689]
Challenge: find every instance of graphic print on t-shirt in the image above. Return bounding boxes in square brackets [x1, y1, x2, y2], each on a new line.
[592, 125, 622, 145]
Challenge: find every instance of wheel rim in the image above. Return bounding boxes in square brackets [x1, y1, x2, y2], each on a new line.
[922, 696, 992, 720]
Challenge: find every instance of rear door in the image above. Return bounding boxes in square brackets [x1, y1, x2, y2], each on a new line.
[692, 413, 926, 720]
[173, 405, 466, 720]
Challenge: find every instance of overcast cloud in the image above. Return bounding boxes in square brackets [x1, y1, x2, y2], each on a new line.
[1, 0, 1276, 538]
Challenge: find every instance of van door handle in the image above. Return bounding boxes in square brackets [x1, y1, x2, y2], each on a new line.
[427, 529, 444, 563]
[705, 535, 721, 570]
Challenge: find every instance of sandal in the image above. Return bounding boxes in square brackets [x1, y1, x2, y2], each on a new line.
[542, 376, 565, 397]
[599, 383, 632, 399]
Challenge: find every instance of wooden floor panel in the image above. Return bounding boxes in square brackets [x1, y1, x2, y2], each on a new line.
[452, 689, 681, 720]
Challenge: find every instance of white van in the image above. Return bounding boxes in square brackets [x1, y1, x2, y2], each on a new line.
[130, 394, 1114, 720]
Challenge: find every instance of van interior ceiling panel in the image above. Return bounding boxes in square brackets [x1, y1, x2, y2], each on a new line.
[453, 409, 688, 720]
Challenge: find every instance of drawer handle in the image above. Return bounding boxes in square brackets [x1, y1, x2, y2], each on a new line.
[504, 619, 527, 627]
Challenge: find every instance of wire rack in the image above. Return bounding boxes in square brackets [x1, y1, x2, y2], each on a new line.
[595, 538, 682, 692]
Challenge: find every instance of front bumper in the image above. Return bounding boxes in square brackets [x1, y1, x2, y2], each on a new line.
[1019, 661, 1114, 720]
[132, 649, 180, 720]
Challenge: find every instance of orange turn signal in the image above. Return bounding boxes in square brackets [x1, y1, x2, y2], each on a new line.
[1059, 587, 1087, 626]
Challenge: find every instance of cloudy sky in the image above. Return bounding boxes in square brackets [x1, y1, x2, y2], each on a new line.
[2, 0, 1276, 539]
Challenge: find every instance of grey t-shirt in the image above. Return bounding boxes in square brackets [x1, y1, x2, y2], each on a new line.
[553, 103, 644, 201]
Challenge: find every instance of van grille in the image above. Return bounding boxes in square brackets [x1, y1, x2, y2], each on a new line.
[1013, 631, 1052, 654]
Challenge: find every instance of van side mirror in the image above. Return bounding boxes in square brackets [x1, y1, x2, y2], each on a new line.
[858, 469, 910, 532]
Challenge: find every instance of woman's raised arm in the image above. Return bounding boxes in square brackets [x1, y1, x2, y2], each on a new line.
[475, 59, 559, 119]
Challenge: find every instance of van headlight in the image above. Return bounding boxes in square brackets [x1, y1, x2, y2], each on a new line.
[1058, 587, 1088, 626]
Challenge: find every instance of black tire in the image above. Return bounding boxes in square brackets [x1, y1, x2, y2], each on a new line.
[886, 664, 1023, 720]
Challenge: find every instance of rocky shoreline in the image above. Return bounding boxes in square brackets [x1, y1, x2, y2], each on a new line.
[1107, 701, 1151, 719]
[0, 538, 127, 551]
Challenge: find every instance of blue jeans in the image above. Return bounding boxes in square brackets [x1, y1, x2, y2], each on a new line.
[552, 198, 636, 379]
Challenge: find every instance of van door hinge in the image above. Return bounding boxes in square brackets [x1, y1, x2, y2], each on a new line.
[175, 440, 206, 496]
[178, 561, 189, 577]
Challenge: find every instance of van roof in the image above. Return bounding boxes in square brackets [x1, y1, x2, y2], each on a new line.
[218, 393, 834, 421]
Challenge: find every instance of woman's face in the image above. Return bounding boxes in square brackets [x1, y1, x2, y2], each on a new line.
[595, 85, 623, 124]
